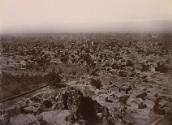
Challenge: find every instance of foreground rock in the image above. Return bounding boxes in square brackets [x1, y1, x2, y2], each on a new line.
[38, 110, 70, 125]
[10, 114, 39, 125]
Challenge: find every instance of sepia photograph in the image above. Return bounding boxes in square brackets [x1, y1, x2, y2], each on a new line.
[0, 0, 172, 125]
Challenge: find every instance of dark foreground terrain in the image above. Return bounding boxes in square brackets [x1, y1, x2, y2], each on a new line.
[0, 33, 172, 125]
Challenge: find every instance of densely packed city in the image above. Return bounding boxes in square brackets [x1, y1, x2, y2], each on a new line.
[0, 33, 172, 125]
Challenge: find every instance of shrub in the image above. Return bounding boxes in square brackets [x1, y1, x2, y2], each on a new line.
[90, 78, 102, 89]
[45, 71, 62, 84]
[155, 63, 168, 73]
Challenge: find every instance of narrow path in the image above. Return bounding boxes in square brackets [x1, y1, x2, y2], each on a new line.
[0, 83, 49, 103]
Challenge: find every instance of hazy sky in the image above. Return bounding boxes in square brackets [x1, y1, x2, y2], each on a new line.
[0, 0, 172, 33]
